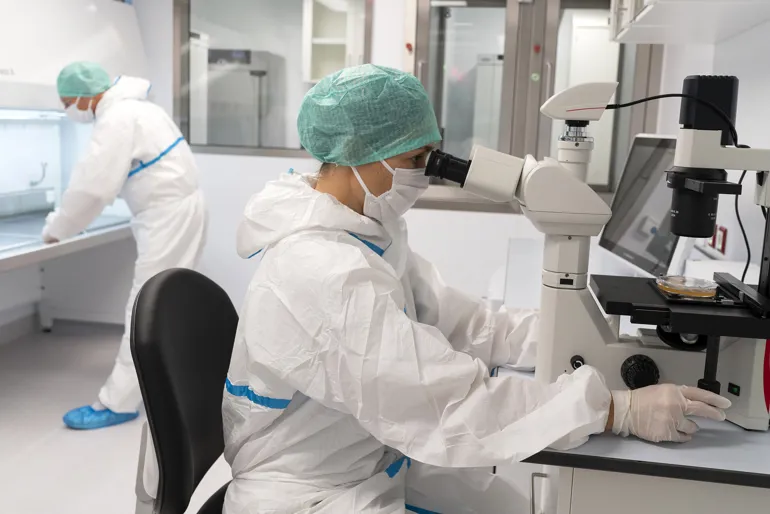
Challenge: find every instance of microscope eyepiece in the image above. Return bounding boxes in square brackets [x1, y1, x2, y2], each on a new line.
[425, 149, 472, 186]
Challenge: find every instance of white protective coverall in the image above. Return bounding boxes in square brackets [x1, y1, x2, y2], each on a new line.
[222, 172, 611, 514]
[43, 76, 208, 414]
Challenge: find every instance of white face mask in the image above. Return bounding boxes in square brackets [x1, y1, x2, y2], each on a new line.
[351, 160, 429, 276]
[351, 160, 430, 223]
[65, 98, 95, 124]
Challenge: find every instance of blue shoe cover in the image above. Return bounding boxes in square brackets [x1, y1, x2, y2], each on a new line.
[63, 405, 139, 430]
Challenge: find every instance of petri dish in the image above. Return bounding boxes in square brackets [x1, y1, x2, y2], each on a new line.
[656, 275, 718, 298]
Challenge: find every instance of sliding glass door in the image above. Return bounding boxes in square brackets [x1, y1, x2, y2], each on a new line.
[414, 0, 658, 196]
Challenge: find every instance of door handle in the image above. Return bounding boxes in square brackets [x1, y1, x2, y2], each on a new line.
[416, 60, 426, 84]
[530, 472, 549, 514]
[544, 61, 554, 100]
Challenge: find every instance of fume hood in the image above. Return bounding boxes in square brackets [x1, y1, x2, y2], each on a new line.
[0, 0, 148, 111]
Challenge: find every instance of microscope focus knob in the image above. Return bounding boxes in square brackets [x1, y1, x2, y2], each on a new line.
[621, 355, 660, 389]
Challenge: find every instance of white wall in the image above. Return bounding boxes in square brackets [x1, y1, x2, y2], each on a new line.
[133, 0, 173, 114]
[194, 153, 317, 305]
[372, 0, 407, 69]
[656, 44, 715, 134]
[711, 22, 770, 265]
[406, 209, 537, 299]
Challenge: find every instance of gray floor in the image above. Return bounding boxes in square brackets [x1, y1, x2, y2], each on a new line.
[0, 323, 230, 514]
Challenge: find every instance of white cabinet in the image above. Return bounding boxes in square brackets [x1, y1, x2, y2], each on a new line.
[558, 468, 770, 514]
[302, 0, 366, 83]
[610, 0, 770, 44]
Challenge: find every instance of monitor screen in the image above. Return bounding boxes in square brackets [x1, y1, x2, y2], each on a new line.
[599, 136, 678, 276]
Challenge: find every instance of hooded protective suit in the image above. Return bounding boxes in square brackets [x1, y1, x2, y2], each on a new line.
[222, 172, 611, 514]
[44, 76, 207, 414]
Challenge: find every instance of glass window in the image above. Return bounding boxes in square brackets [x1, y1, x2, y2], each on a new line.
[414, 0, 657, 208]
[417, 0, 508, 197]
[424, 2, 507, 159]
[185, 0, 370, 151]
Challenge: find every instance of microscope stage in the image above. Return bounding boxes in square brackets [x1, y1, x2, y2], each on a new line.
[591, 275, 770, 340]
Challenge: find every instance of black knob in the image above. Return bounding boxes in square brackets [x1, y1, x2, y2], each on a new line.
[570, 355, 585, 370]
[621, 355, 660, 389]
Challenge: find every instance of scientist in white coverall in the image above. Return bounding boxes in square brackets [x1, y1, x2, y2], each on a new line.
[222, 64, 731, 513]
[45, 62, 207, 430]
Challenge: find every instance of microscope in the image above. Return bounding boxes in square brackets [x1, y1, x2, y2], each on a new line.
[426, 76, 770, 432]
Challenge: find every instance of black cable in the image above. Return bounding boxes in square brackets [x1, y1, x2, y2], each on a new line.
[736, 170, 751, 282]
[607, 94, 739, 146]
[732, 144, 752, 282]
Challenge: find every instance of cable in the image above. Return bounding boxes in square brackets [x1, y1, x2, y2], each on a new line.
[729, 143, 753, 282]
[607, 94, 739, 146]
[736, 170, 751, 282]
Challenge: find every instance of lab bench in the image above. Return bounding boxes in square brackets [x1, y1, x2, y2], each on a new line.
[525, 407, 770, 513]
[0, 212, 132, 273]
[0, 212, 134, 334]
[491, 368, 770, 513]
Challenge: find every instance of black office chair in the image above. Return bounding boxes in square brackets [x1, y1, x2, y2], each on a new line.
[131, 268, 239, 514]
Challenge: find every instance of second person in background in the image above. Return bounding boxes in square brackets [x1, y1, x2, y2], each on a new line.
[47, 62, 208, 430]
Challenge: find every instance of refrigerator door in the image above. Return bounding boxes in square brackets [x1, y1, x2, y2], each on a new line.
[207, 62, 262, 147]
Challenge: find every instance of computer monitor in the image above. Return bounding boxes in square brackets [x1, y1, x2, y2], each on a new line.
[599, 135, 679, 277]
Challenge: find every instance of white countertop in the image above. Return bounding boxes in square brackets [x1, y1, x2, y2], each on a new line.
[0, 214, 132, 273]
[530, 419, 770, 488]
[496, 369, 770, 487]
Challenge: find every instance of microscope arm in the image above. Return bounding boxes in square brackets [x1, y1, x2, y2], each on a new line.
[462, 146, 611, 238]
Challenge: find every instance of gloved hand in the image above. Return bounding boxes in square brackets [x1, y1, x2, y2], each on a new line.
[611, 385, 732, 443]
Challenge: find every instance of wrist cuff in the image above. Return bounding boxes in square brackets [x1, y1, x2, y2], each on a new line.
[611, 389, 631, 437]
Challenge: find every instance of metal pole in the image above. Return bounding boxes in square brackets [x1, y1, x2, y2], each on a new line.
[758, 214, 770, 297]
[697, 335, 721, 394]
[363, 0, 374, 64]
[172, 0, 191, 136]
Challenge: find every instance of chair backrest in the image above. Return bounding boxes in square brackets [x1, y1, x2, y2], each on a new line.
[131, 269, 238, 514]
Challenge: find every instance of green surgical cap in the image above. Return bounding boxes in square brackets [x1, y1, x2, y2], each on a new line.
[298, 64, 441, 167]
[57, 62, 112, 98]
